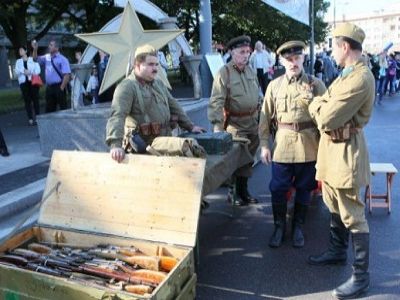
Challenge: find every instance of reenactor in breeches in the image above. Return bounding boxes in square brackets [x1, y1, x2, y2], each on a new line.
[259, 41, 326, 248]
[307, 23, 375, 299]
[208, 35, 261, 206]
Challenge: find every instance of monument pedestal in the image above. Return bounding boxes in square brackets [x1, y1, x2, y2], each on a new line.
[37, 99, 210, 157]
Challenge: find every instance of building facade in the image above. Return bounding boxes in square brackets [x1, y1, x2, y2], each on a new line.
[325, 7, 400, 54]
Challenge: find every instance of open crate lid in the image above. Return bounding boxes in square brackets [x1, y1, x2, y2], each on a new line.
[38, 150, 206, 248]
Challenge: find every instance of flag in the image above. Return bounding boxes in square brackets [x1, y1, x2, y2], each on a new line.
[262, 0, 310, 26]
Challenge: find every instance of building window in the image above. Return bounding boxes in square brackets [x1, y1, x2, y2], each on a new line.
[390, 25, 395, 30]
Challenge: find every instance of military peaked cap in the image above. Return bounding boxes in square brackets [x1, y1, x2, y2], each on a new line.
[134, 44, 156, 58]
[332, 23, 365, 45]
[277, 40, 306, 58]
[226, 35, 251, 50]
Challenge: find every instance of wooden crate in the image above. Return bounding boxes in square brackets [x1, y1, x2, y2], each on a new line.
[0, 151, 205, 300]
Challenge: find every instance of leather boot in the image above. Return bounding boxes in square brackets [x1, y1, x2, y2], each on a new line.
[308, 213, 349, 265]
[292, 202, 308, 248]
[229, 182, 246, 206]
[269, 203, 287, 248]
[237, 176, 258, 204]
[333, 233, 370, 299]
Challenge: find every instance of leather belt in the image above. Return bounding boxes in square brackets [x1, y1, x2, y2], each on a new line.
[228, 105, 259, 117]
[325, 128, 361, 136]
[277, 121, 316, 132]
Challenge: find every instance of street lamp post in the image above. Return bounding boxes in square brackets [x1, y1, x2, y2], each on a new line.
[199, 0, 213, 98]
[309, 0, 315, 75]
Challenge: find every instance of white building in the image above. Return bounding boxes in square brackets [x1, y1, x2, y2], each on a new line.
[325, 6, 400, 54]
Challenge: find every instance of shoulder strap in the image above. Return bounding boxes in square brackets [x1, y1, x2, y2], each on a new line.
[224, 65, 231, 110]
[50, 57, 64, 81]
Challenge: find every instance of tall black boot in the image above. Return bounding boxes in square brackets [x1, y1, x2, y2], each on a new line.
[308, 213, 349, 265]
[333, 233, 370, 299]
[0, 129, 9, 157]
[231, 178, 246, 206]
[292, 203, 308, 248]
[269, 203, 287, 248]
[237, 176, 258, 204]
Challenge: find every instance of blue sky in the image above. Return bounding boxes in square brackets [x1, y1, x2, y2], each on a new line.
[325, 0, 400, 21]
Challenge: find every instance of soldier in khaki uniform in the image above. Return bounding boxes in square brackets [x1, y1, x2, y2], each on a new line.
[208, 35, 261, 206]
[259, 41, 326, 248]
[106, 44, 204, 163]
[306, 23, 375, 299]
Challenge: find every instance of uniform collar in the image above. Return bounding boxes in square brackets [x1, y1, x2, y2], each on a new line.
[228, 61, 246, 73]
[286, 71, 305, 84]
[133, 73, 154, 86]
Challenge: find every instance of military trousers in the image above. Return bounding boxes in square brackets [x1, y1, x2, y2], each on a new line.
[227, 126, 259, 178]
[270, 161, 317, 205]
[321, 180, 369, 233]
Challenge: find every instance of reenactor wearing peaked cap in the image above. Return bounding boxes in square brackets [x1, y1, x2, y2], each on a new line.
[106, 44, 204, 163]
[208, 35, 261, 206]
[306, 23, 375, 299]
[259, 40, 326, 248]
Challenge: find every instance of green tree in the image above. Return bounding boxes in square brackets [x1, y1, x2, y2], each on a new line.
[151, 0, 329, 51]
[0, 0, 121, 55]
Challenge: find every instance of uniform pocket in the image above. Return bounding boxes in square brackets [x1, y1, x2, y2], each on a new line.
[230, 80, 245, 98]
[276, 98, 287, 112]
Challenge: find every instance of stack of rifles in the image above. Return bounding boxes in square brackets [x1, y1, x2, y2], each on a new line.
[0, 243, 179, 295]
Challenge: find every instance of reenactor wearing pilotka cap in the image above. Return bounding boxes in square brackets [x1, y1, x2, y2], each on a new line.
[259, 41, 326, 248]
[106, 44, 204, 163]
[306, 23, 375, 299]
[208, 35, 261, 206]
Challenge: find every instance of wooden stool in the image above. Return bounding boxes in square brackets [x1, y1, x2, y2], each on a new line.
[364, 163, 398, 214]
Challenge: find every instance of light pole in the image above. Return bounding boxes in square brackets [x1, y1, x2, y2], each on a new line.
[199, 0, 213, 98]
[309, 0, 315, 75]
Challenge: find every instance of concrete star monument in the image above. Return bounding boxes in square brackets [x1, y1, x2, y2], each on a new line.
[75, 2, 183, 94]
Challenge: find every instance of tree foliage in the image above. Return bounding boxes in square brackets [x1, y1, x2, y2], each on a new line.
[0, 0, 121, 55]
[152, 0, 330, 51]
[0, 0, 329, 56]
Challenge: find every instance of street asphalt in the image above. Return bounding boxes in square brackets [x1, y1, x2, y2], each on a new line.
[0, 90, 399, 299]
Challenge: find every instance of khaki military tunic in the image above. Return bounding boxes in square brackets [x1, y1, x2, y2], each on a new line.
[259, 72, 326, 162]
[208, 61, 261, 177]
[106, 73, 193, 148]
[208, 61, 261, 133]
[308, 59, 375, 189]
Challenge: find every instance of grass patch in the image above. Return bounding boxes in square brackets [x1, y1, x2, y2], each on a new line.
[0, 88, 46, 115]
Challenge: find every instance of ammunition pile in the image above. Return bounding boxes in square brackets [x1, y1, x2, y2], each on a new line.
[0, 243, 179, 296]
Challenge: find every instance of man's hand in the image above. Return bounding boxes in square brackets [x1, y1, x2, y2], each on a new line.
[110, 147, 125, 163]
[260, 146, 272, 165]
[31, 40, 38, 50]
[191, 125, 206, 133]
[213, 124, 223, 133]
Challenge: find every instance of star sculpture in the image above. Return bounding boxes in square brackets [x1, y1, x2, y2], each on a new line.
[75, 2, 183, 94]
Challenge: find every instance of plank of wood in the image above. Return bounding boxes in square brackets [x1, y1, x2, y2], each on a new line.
[370, 163, 398, 174]
[38, 151, 205, 248]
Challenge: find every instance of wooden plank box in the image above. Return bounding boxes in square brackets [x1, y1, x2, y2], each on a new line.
[0, 151, 206, 300]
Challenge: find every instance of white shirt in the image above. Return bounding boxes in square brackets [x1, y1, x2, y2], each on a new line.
[86, 75, 99, 93]
[15, 57, 41, 84]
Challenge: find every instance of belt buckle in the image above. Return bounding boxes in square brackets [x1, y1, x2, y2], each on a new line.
[293, 122, 300, 132]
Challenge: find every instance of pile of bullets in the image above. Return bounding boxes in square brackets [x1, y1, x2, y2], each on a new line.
[0, 243, 179, 295]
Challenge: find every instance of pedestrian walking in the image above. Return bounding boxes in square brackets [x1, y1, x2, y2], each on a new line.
[32, 39, 71, 113]
[15, 46, 41, 125]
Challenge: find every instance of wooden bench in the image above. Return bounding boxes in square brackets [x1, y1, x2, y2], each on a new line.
[364, 163, 398, 214]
